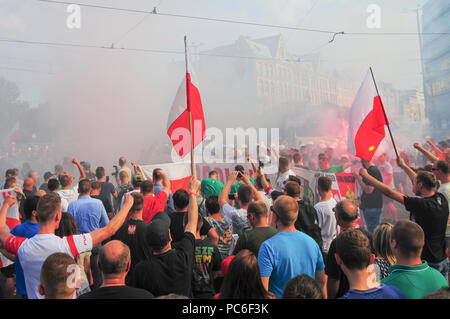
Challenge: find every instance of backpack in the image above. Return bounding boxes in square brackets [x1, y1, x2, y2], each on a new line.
[294, 200, 324, 252]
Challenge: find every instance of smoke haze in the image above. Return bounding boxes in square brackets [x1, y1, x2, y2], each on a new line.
[0, 0, 442, 178]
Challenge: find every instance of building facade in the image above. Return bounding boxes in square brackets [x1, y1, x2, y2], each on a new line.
[421, 0, 450, 134]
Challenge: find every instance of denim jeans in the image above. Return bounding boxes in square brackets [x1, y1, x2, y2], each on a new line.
[428, 258, 449, 281]
[362, 208, 382, 233]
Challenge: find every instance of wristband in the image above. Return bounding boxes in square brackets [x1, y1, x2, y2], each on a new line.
[189, 192, 199, 196]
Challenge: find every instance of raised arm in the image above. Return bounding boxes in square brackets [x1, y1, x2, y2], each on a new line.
[89, 193, 134, 247]
[130, 161, 142, 175]
[353, 171, 375, 194]
[359, 168, 405, 204]
[160, 170, 171, 195]
[414, 142, 439, 163]
[248, 158, 259, 179]
[0, 195, 16, 248]
[242, 172, 262, 202]
[397, 156, 417, 186]
[427, 140, 444, 158]
[184, 176, 200, 236]
[72, 158, 86, 180]
[218, 171, 238, 208]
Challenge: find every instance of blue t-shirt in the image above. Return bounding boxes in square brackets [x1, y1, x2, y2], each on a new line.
[258, 230, 325, 298]
[340, 284, 405, 299]
[67, 196, 109, 233]
[10, 221, 40, 295]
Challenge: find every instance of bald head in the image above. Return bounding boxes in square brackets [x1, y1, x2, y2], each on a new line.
[98, 240, 131, 275]
[273, 195, 298, 226]
[335, 199, 358, 224]
[23, 177, 35, 191]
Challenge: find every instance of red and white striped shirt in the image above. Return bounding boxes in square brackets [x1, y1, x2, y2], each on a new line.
[5, 233, 92, 299]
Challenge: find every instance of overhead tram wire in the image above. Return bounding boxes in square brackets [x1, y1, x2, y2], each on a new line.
[37, 0, 338, 35]
[37, 0, 450, 36]
[0, 38, 317, 64]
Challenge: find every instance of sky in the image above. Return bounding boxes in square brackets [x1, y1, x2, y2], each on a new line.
[0, 0, 436, 168]
[0, 0, 429, 104]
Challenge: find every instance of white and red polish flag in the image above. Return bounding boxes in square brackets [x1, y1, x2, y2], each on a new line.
[347, 69, 390, 161]
[0, 189, 20, 268]
[166, 42, 206, 159]
[139, 162, 192, 193]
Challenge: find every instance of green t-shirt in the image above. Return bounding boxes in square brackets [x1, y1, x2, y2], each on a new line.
[230, 177, 255, 209]
[233, 226, 278, 257]
[200, 178, 224, 199]
[381, 262, 448, 299]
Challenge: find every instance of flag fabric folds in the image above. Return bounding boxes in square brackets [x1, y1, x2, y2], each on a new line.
[347, 69, 389, 161]
[167, 49, 206, 159]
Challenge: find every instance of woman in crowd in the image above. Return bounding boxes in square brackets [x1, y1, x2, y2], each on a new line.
[372, 223, 396, 281]
[218, 249, 276, 299]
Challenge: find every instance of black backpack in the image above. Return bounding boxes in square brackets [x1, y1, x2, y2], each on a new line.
[294, 200, 324, 252]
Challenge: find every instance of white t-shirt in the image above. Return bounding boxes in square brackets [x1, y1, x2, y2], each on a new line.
[58, 188, 79, 205]
[5, 233, 93, 299]
[60, 196, 69, 212]
[222, 203, 252, 236]
[438, 182, 450, 210]
[438, 182, 450, 237]
[378, 162, 394, 188]
[275, 169, 295, 191]
[314, 197, 338, 253]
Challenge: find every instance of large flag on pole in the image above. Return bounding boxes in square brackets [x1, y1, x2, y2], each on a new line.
[347, 69, 390, 161]
[167, 39, 206, 160]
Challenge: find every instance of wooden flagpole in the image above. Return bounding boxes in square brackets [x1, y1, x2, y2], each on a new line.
[369, 67, 400, 159]
[184, 36, 195, 176]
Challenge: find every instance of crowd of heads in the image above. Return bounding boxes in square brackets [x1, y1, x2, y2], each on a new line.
[0, 134, 449, 301]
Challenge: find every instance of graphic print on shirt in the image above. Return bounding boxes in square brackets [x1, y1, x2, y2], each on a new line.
[128, 225, 137, 235]
[192, 245, 214, 291]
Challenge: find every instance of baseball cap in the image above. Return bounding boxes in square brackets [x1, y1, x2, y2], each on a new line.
[146, 212, 171, 250]
[201, 178, 224, 198]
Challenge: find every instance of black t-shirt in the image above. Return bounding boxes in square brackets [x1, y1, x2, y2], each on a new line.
[192, 238, 222, 299]
[99, 181, 116, 210]
[325, 228, 374, 299]
[111, 218, 153, 285]
[233, 226, 278, 257]
[92, 195, 113, 215]
[360, 165, 383, 210]
[131, 232, 195, 298]
[78, 285, 154, 299]
[404, 192, 449, 263]
[169, 211, 212, 243]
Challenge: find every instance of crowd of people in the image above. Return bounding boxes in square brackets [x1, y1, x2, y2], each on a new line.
[0, 137, 449, 300]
